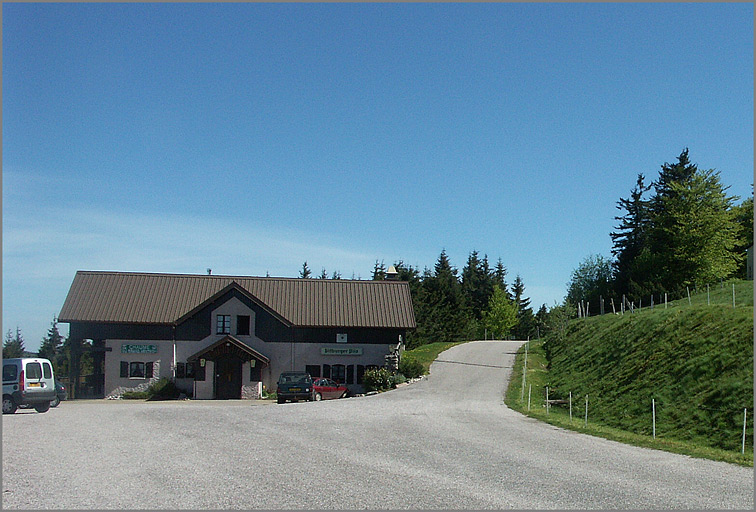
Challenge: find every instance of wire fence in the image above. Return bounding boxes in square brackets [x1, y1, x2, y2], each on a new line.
[520, 384, 753, 455]
[576, 280, 753, 319]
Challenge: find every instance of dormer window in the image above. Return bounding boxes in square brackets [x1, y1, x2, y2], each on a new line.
[216, 315, 231, 334]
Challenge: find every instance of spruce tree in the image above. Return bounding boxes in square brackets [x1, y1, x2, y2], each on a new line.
[3, 328, 26, 358]
[611, 173, 652, 297]
[299, 261, 312, 278]
[39, 318, 64, 362]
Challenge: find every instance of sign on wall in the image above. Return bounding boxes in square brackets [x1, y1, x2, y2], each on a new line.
[321, 347, 362, 356]
[336, 333, 348, 343]
[121, 344, 158, 354]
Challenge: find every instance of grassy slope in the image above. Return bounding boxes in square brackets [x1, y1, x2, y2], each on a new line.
[506, 280, 753, 466]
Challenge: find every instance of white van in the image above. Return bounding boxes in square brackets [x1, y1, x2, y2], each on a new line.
[2, 358, 57, 414]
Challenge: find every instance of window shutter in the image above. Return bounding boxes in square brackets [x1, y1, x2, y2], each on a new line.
[120, 361, 129, 378]
[145, 362, 154, 379]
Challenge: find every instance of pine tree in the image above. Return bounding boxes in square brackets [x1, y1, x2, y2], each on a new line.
[492, 258, 510, 298]
[318, 268, 328, 279]
[372, 260, 387, 281]
[3, 327, 26, 358]
[461, 251, 494, 321]
[511, 275, 535, 339]
[652, 168, 741, 290]
[39, 318, 64, 363]
[299, 261, 312, 278]
[611, 173, 652, 297]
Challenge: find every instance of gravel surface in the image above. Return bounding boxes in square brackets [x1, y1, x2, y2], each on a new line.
[3, 340, 753, 509]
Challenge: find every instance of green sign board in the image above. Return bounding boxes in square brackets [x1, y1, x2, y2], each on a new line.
[121, 344, 158, 354]
[321, 347, 362, 356]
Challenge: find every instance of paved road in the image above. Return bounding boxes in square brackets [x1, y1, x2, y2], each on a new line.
[3, 341, 753, 509]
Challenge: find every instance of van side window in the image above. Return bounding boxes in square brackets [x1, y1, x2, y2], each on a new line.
[43, 362, 52, 379]
[26, 362, 42, 380]
[3, 365, 17, 381]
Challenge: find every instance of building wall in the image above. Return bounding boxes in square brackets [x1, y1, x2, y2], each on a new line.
[100, 295, 402, 398]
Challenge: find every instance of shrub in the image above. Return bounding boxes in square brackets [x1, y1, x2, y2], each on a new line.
[362, 367, 395, 393]
[145, 378, 181, 400]
[399, 356, 424, 379]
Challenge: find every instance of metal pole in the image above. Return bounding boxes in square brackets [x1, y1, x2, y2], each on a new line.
[528, 384, 531, 411]
[569, 391, 572, 422]
[546, 386, 549, 415]
[585, 395, 588, 427]
[652, 398, 656, 439]
[743, 408, 747, 455]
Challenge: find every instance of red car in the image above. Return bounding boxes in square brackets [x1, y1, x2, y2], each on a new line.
[312, 378, 349, 401]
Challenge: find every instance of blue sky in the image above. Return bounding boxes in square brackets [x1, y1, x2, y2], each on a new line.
[3, 3, 753, 351]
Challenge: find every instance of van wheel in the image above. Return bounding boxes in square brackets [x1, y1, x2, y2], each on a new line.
[3, 395, 17, 414]
[34, 402, 50, 413]
[50, 397, 60, 408]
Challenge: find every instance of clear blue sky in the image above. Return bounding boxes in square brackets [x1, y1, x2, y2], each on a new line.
[3, 3, 753, 351]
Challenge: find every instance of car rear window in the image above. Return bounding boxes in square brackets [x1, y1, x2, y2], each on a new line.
[43, 362, 52, 379]
[25, 362, 42, 380]
[3, 365, 17, 381]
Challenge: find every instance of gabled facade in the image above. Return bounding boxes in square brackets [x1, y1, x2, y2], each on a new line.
[58, 271, 416, 399]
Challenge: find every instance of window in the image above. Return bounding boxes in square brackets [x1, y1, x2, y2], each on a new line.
[186, 362, 196, 379]
[346, 365, 354, 385]
[332, 364, 346, 384]
[3, 364, 17, 381]
[121, 361, 152, 379]
[237, 315, 250, 336]
[216, 315, 231, 334]
[356, 365, 365, 384]
[322, 364, 331, 379]
[176, 362, 186, 379]
[25, 362, 42, 380]
[43, 362, 52, 379]
[130, 362, 145, 378]
[305, 365, 321, 378]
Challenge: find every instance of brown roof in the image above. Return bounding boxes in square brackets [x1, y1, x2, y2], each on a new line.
[58, 271, 416, 329]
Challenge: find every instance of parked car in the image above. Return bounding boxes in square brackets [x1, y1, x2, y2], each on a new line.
[50, 380, 67, 408]
[276, 372, 314, 404]
[312, 378, 349, 401]
[2, 358, 57, 414]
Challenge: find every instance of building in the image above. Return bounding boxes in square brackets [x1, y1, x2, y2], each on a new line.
[58, 271, 416, 399]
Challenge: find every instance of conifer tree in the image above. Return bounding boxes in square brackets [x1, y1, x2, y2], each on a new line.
[3, 328, 26, 358]
[39, 318, 64, 363]
[299, 261, 312, 278]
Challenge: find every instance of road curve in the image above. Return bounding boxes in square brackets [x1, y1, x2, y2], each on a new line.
[2, 340, 753, 509]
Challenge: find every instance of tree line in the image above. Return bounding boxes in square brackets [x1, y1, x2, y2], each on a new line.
[303, 251, 548, 349]
[567, 148, 753, 311]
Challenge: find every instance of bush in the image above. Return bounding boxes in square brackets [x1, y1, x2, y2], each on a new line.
[121, 391, 149, 399]
[362, 367, 395, 393]
[399, 356, 424, 379]
[145, 378, 181, 400]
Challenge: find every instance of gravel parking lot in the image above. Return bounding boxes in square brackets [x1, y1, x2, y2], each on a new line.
[3, 341, 753, 509]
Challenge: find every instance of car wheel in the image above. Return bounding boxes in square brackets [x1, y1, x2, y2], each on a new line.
[50, 396, 61, 408]
[2, 395, 17, 415]
[340, 391, 348, 399]
[277, 397, 285, 404]
[34, 402, 50, 413]
[314, 392, 322, 401]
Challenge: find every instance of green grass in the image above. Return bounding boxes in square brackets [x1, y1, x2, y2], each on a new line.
[404, 341, 466, 375]
[505, 280, 753, 467]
